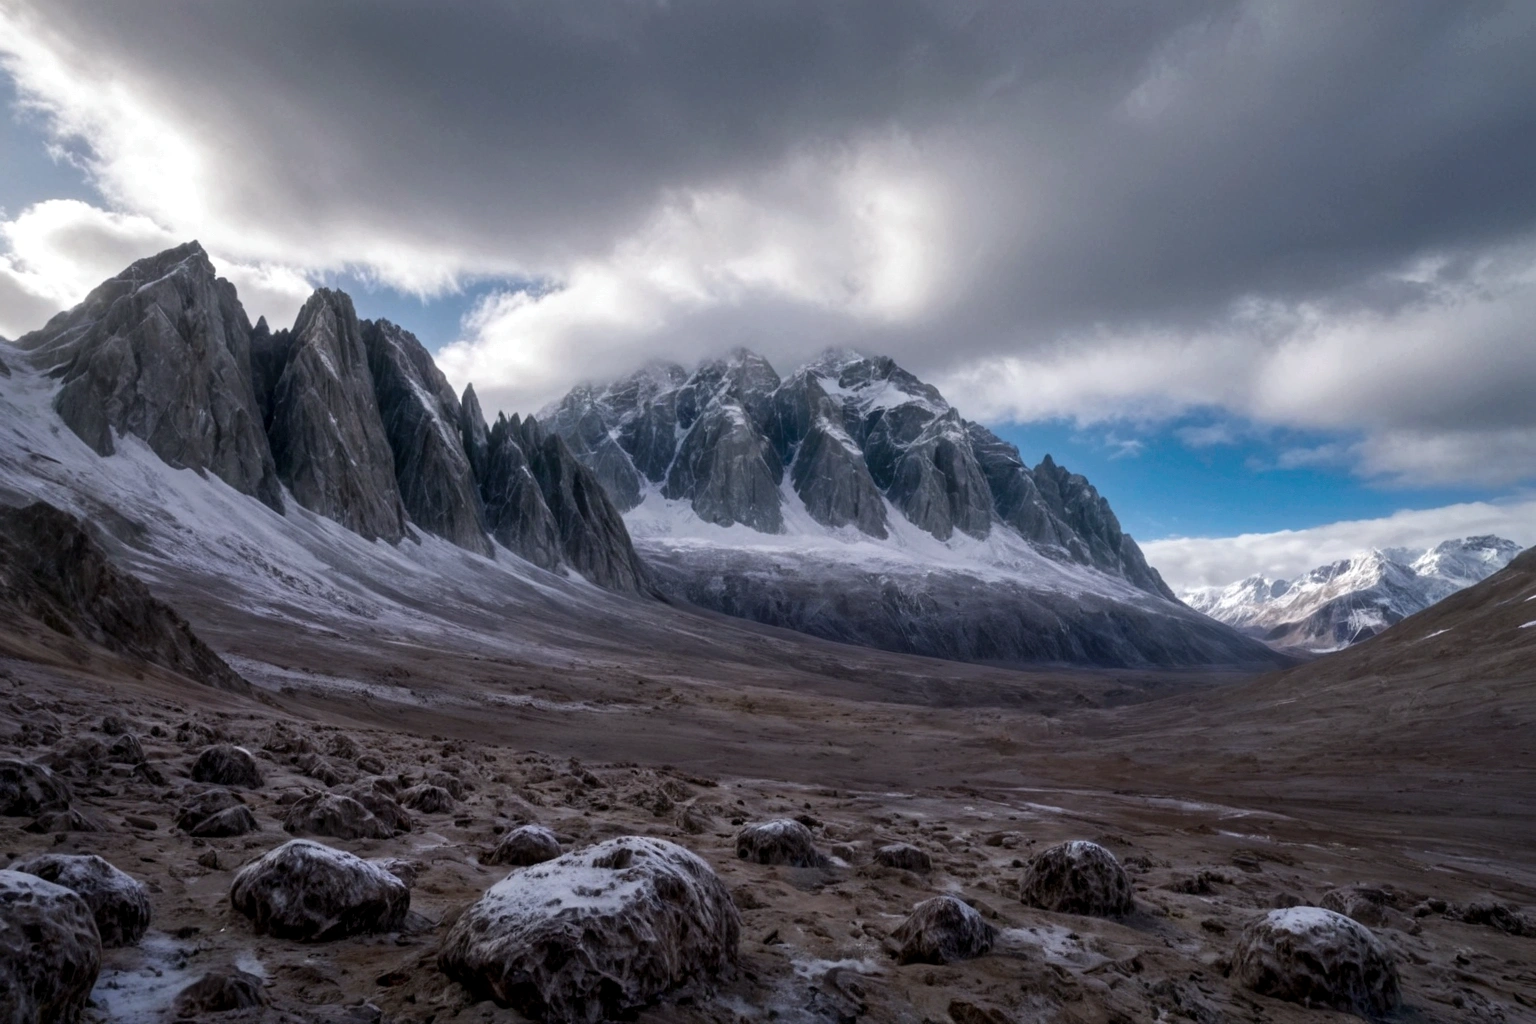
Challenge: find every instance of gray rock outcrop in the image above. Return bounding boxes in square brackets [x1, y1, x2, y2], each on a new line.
[191, 744, 265, 788]
[1233, 906, 1401, 1018]
[0, 502, 249, 691]
[229, 839, 410, 940]
[735, 819, 827, 868]
[874, 842, 931, 873]
[173, 970, 270, 1015]
[439, 836, 740, 1024]
[282, 793, 394, 840]
[399, 783, 454, 814]
[479, 413, 563, 570]
[16, 241, 283, 509]
[488, 824, 561, 867]
[891, 895, 996, 965]
[0, 757, 72, 817]
[258, 289, 408, 542]
[363, 319, 491, 554]
[1020, 840, 1134, 917]
[175, 788, 258, 837]
[664, 399, 785, 532]
[8, 853, 151, 947]
[0, 870, 102, 1024]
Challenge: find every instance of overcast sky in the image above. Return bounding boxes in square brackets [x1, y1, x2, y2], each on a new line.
[2, 0, 1534, 587]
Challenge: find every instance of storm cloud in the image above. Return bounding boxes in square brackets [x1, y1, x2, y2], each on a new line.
[2, 0, 1535, 485]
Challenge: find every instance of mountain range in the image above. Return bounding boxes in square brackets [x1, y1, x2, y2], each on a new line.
[1, 241, 1278, 670]
[1184, 536, 1524, 651]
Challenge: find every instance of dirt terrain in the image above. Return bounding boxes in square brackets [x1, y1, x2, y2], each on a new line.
[2, 568, 1533, 1024]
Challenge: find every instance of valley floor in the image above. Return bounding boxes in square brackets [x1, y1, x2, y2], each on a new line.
[2, 597, 1532, 1024]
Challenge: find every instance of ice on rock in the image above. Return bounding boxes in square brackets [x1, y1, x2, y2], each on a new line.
[1234, 906, 1400, 1018]
[0, 869, 102, 1024]
[8, 853, 152, 948]
[440, 836, 740, 1024]
[1020, 840, 1134, 918]
[229, 839, 410, 941]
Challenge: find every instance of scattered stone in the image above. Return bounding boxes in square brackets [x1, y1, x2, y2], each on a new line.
[425, 770, 466, 800]
[106, 733, 146, 764]
[190, 744, 265, 788]
[399, 783, 454, 814]
[355, 754, 387, 775]
[1460, 900, 1535, 937]
[440, 836, 740, 1023]
[0, 869, 102, 1024]
[874, 842, 932, 873]
[229, 839, 410, 940]
[176, 788, 259, 837]
[1319, 886, 1408, 930]
[488, 824, 562, 867]
[1233, 906, 1400, 1018]
[1020, 840, 1133, 917]
[297, 753, 355, 787]
[123, 813, 157, 831]
[99, 715, 128, 736]
[282, 793, 392, 840]
[0, 757, 73, 816]
[174, 969, 269, 1016]
[677, 803, 717, 835]
[337, 783, 413, 833]
[25, 807, 107, 833]
[8, 853, 152, 947]
[891, 895, 996, 965]
[736, 819, 828, 868]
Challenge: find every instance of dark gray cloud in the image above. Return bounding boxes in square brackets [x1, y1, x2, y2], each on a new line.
[4, 0, 1536, 484]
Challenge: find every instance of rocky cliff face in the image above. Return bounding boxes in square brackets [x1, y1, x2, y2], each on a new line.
[12, 244, 647, 595]
[535, 350, 1278, 669]
[363, 320, 490, 555]
[0, 501, 248, 691]
[15, 242, 283, 510]
[544, 348, 1172, 596]
[259, 290, 408, 543]
[477, 414, 649, 592]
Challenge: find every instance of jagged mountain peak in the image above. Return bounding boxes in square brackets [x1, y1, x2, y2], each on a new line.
[1187, 535, 1525, 651]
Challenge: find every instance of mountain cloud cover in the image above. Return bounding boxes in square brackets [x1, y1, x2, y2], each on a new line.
[2, 0, 1536, 489]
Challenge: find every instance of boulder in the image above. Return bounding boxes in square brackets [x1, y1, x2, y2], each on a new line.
[0, 757, 73, 817]
[229, 839, 410, 940]
[174, 969, 269, 1016]
[8, 853, 151, 947]
[1319, 886, 1408, 930]
[736, 819, 828, 868]
[106, 733, 146, 765]
[874, 842, 932, 873]
[337, 784, 413, 833]
[282, 793, 393, 840]
[1020, 840, 1133, 917]
[0, 869, 102, 1024]
[1233, 906, 1401, 1018]
[190, 744, 265, 788]
[399, 783, 454, 814]
[1460, 900, 1535, 937]
[439, 836, 740, 1023]
[488, 824, 562, 867]
[891, 895, 996, 965]
[175, 788, 259, 837]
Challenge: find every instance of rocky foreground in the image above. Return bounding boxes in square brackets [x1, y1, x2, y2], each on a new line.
[2, 663, 1532, 1024]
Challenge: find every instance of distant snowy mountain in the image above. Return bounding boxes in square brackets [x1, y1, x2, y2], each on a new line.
[1183, 537, 1525, 652]
[543, 349, 1282, 669]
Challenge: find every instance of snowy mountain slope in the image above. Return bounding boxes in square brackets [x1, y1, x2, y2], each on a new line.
[545, 350, 1282, 669]
[1184, 537, 1524, 652]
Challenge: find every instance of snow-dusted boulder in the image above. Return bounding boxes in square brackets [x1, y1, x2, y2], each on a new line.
[735, 819, 827, 868]
[190, 744, 264, 788]
[336, 783, 414, 833]
[440, 836, 740, 1023]
[282, 792, 392, 840]
[229, 839, 410, 940]
[399, 782, 454, 813]
[875, 842, 932, 872]
[489, 824, 562, 867]
[173, 969, 269, 1014]
[1020, 840, 1133, 917]
[175, 787, 259, 837]
[0, 869, 102, 1023]
[1234, 906, 1400, 1018]
[891, 895, 996, 965]
[8, 853, 151, 947]
[0, 757, 73, 817]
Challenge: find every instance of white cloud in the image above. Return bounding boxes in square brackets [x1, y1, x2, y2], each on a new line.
[0, 199, 312, 338]
[1143, 498, 1536, 591]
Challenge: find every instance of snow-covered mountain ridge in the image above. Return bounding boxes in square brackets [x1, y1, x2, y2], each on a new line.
[1184, 537, 1524, 652]
[544, 349, 1282, 668]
